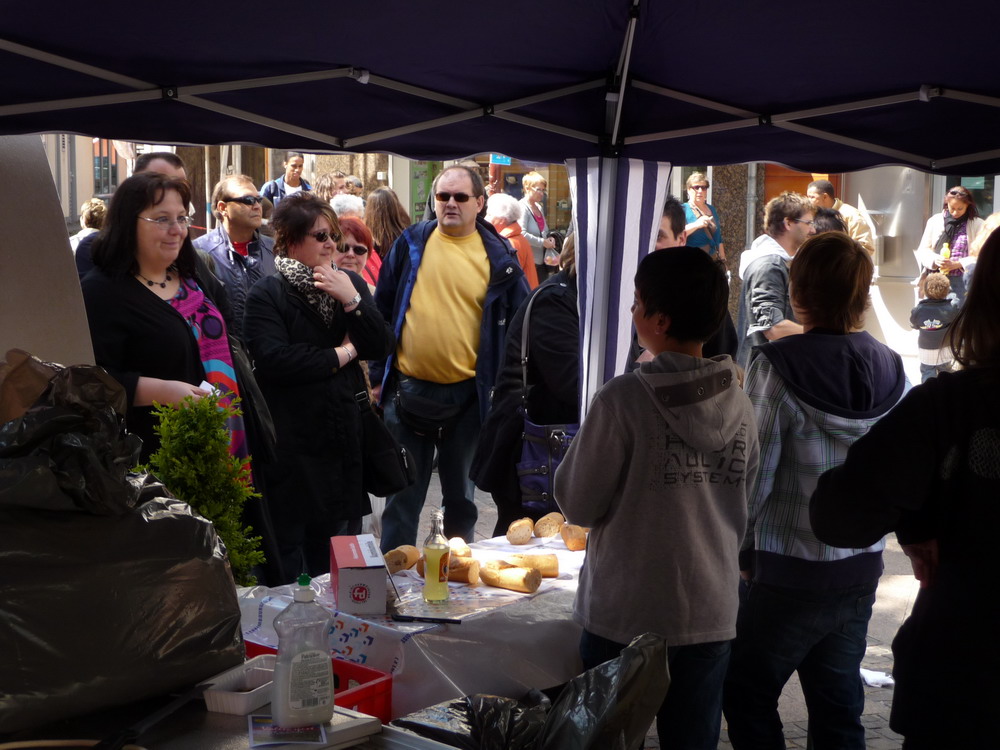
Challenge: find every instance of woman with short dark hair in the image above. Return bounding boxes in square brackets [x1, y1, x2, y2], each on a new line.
[243, 193, 394, 578]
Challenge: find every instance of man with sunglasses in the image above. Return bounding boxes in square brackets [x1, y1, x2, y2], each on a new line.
[735, 191, 814, 369]
[193, 175, 275, 339]
[372, 165, 529, 551]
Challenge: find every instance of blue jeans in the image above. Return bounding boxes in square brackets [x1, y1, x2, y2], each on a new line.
[723, 581, 876, 750]
[380, 376, 480, 552]
[919, 361, 951, 383]
[580, 630, 731, 750]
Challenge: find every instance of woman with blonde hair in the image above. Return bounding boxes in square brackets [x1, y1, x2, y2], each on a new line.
[682, 172, 727, 263]
[365, 187, 411, 258]
[519, 171, 557, 279]
[70, 198, 107, 252]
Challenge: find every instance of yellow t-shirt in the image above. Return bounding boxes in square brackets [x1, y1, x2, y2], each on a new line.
[396, 228, 490, 383]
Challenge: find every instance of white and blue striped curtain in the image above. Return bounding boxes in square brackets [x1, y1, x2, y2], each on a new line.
[567, 157, 672, 419]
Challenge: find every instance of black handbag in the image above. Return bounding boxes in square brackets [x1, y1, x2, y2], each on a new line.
[515, 286, 579, 514]
[357, 392, 416, 496]
[228, 335, 278, 465]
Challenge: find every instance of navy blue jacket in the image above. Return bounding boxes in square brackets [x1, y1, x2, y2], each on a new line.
[193, 225, 275, 339]
[371, 218, 530, 421]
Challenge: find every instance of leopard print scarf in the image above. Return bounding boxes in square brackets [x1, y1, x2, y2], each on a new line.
[276, 256, 337, 326]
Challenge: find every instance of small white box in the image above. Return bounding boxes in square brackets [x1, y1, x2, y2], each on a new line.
[330, 534, 387, 615]
[202, 654, 275, 715]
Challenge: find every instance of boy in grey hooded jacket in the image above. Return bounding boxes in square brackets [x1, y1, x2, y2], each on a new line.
[555, 248, 759, 750]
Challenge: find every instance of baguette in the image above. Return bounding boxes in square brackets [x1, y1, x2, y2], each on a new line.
[561, 523, 587, 551]
[480, 565, 542, 593]
[449, 537, 472, 557]
[504, 553, 559, 578]
[505, 517, 535, 545]
[415, 554, 479, 584]
[384, 544, 420, 575]
[533, 512, 565, 538]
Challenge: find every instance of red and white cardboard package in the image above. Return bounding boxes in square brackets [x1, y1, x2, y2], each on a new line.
[330, 534, 387, 615]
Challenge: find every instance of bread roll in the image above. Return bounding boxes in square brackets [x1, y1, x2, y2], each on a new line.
[506, 517, 535, 545]
[533, 512, 565, 538]
[384, 545, 420, 574]
[480, 565, 542, 593]
[561, 523, 587, 551]
[447, 556, 480, 585]
[449, 537, 472, 557]
[504, 553, 559, 578]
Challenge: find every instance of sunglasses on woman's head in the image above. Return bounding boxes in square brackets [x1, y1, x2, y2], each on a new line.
[948, 189, 969, 198]
[308, 230, 339, 243]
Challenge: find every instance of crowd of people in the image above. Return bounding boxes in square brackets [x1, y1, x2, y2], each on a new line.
[70, 154, 995, 748]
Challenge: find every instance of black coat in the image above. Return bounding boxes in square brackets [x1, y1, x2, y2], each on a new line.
[471, 271, 579, 495]
[81, 257, 233, 462]
[243, 271, 394, 525]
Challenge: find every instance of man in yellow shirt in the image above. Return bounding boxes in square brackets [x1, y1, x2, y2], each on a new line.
[372, 166, 530, 550]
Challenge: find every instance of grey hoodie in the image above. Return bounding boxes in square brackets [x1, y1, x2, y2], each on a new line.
[555, 351, 760, 646]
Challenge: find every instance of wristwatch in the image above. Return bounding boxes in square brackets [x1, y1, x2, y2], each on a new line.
[344, 293, 362, 309]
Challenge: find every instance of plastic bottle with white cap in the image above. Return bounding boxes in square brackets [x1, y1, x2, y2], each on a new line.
[271, 574, 335, 728]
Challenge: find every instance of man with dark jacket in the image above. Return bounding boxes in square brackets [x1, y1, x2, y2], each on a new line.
[193, 175, 275, 339]
[372, 165, 529, 551]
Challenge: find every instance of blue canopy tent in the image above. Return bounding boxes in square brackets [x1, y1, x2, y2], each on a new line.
[4, 0, 1000, 403]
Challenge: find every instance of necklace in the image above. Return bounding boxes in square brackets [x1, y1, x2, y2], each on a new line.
[137, 267, 174, 288]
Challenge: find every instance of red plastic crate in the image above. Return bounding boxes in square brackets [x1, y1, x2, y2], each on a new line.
[244, 641, 392, 723]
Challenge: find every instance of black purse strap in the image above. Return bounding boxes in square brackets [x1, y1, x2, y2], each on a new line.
[520, 282, 568, 421]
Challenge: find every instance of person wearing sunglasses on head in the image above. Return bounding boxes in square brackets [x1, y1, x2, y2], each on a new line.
[372, 165, 530, 552]
[915, 185, 985, 305]
[735, 191, 815, 369]
[243, 193, 394, 578]
[193, 176, 275, 339]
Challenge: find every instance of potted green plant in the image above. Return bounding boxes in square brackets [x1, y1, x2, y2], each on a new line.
[144, 393, 265, 585]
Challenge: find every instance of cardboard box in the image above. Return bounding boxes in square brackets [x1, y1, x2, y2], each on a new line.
[330, 534, 387, 615]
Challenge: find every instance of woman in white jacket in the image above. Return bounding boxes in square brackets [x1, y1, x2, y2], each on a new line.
[915, 185, 984, 303]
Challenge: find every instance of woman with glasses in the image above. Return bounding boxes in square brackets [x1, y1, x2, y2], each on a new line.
[519, 171, 558, 280]
[682, 172, 727, 264]
[82, 172, 244, 463]
[916, 186, 984, 304]
[243, 193, 394, 578]
[336, 217, 381, 292]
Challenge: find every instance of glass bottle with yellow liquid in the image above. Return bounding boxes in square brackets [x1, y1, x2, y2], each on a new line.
[423, 508, 450, 602]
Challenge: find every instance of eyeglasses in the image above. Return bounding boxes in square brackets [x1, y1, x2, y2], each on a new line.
[792, 218, 815, 226]
[435, 192, 473, 203]
[948, 189, 969, 198]
[224, 195, 264, 206]
[308, 230, 340, 243]
[690, 185, 709, 191]
[338, 245, 369, 255]
[138, 215, 193, 229]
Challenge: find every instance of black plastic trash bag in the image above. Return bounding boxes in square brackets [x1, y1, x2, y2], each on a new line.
[0, 352, 245, 734]
[392, 632, 669, 750]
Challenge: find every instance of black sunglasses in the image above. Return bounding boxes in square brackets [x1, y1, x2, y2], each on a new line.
[435, 191, 473, 203]
[340, 244, 369, 255]
[308, 230, 339, 243]
[948, 189, 970, 198]
[224, 195, 264, 206]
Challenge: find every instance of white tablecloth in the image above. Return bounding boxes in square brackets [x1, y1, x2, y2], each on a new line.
[240, 535, 585, 718]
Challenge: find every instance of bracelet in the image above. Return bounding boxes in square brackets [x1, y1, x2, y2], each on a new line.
[343, 292, 362, 310]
